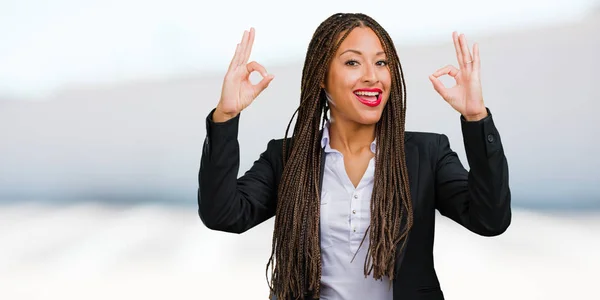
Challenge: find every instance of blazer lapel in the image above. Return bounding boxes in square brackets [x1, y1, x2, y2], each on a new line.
[394, 134, 419, 275]
[405, 134, 420, 208]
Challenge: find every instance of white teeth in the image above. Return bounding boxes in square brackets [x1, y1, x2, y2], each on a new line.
[355, 91, 379, 97]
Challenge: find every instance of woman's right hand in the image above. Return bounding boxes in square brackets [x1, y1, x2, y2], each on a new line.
[213, 27, 274, 122]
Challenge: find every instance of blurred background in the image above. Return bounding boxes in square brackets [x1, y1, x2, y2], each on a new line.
[1, 0, 599, 299]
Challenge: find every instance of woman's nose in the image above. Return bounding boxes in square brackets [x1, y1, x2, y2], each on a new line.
[361, 64, 378, 83]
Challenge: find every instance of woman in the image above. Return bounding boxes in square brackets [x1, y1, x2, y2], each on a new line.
[198, 13, 510, 300]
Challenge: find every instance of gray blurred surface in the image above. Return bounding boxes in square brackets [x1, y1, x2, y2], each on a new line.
[1, 11, 598, 209]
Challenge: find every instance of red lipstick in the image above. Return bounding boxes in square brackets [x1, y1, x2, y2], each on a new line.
[353, 88, 382, 107]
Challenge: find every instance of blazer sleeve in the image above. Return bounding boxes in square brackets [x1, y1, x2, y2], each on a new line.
[197, 108, 278, 234]
[434, 108, 511, 236]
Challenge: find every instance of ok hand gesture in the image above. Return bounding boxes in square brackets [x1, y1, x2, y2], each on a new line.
[214, 28, 274, 122]
[429, 32, 488, 121]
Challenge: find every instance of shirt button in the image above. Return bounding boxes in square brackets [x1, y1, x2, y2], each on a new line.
[353, 194, 358, 199]
[487, 134, 495, 143]
[353, 228, 356, 232]
[352, 210, 356, 214]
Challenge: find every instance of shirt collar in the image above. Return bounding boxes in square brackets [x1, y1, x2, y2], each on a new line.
[321, 120, 377, 154]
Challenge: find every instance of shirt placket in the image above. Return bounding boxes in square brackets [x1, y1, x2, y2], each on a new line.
[349, 187, 362, 251]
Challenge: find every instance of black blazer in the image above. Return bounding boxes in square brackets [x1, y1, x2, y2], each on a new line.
[197, 107, 511, 300]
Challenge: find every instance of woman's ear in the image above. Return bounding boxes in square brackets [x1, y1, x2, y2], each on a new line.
[320, 75, 327, 89]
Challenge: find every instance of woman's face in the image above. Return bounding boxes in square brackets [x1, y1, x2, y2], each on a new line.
[323, 26, 392, 126]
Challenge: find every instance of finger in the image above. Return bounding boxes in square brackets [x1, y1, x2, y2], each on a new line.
[242, 27, 255, 64]
[452, 31, 464, 66]
[459, 34, 473, 69]
[237, 30, 249, 66]
[253, 74, 275, 96]
[473, 42, 481, 72]
[246, 61, 269, 78]
[228, 43, 242, 72]
[429, 75, 449, 99]
[432, 65, 460, 78]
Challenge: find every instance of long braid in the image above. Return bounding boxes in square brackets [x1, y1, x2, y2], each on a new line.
[266, 13, 413, 300]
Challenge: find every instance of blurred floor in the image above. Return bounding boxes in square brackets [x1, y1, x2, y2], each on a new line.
[0, 203, 598, 299]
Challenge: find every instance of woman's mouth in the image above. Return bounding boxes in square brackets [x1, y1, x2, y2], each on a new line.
[354, 89, 382, 107]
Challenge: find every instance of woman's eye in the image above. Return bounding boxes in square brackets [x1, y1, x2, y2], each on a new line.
[345, 60, 388, 66]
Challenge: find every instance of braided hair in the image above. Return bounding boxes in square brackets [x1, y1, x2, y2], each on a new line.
[266, 12, 413, 300]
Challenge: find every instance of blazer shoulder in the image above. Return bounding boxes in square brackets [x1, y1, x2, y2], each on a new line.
[267, 134, 299, 153]
[405, 130, 445, 145]
[265, 137, 290, 153]
[261, 137, 292, 167]
[404, 131, 449, 163]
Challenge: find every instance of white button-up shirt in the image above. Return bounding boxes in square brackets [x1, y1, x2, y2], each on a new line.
[319, 122, 393, 300]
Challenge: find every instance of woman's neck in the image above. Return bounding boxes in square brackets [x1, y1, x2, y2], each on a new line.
[328, 117, 376, 156]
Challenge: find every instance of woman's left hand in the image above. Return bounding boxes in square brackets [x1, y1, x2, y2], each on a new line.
[429, 32, 488, 121]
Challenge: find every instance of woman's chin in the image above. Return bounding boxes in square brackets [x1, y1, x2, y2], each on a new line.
[355, 110, 384, 125]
